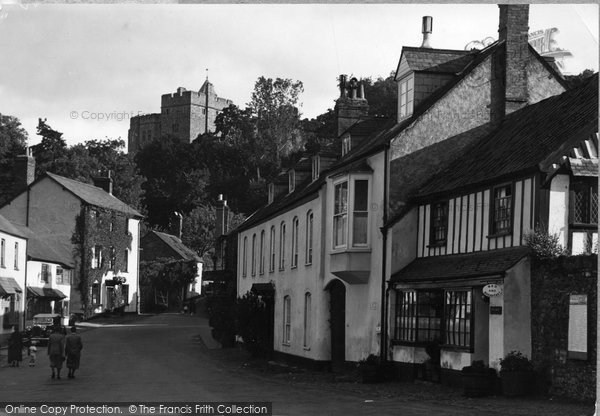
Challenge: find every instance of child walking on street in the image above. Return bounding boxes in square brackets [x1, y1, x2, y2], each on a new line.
[28, 341, 38, 367]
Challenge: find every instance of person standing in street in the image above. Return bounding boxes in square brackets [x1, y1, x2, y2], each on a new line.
[7, 329, 23, 367]
[47, 326, 65, 379]
[65, 326, 83, 379]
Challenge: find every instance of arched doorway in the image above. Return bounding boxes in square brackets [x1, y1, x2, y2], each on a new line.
[326, 279, 346, 372]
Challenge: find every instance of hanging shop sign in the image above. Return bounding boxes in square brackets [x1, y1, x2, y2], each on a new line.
[483, 283, 502, 297]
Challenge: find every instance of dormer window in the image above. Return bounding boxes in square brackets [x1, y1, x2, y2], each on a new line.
[289, 170, 296, 193]
[342, 137, 351, 156]
[312, 156, 320, 181]
[398, 75, 414, 120]
[268, 183, 275, 204]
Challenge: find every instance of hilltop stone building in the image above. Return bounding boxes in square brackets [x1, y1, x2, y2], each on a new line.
[128, 80, 233, 153]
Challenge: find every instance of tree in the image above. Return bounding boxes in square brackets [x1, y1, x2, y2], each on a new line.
[32, 118, 67, 176]
[136, 136, 209, 227]
[0, 114, 28, 205]
[249, 77, 305, 169]
[182, 205, 246, 267]
[362, 71, 397, 117]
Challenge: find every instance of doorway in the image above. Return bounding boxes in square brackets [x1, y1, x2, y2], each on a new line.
[327, 279, 346, 372]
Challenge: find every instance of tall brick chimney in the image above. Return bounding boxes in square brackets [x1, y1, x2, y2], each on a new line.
[494, 4, 530, 119]
[93, 170, 113, 195]
[335, 75, 369, 136]
[172, 211, 183, 240]
[12, 148, 35, 196]
[215, 194, 230, 238]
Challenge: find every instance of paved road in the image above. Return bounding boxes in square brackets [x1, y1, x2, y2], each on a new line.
[0, 313, 594, 416]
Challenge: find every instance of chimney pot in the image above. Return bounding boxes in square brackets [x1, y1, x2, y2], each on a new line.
[421, 16, 433, 48]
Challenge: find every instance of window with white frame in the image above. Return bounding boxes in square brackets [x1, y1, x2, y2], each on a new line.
[123, 250, 129, 272]
[56, 266, 72, 285]
[491, 184, 512, 235]
[41, 263, 51, 284]
[398, 75, 414, 119]
[291, 217, 299, 268]
[279, 222, 286, 270]
[91, 245, 103, 269]
[306, 211, 313, 265]
[268, 183, 275, 204]
[311, 156, 320, 181]
[1, 238, 5, 268]
[251, 234, 256, 276]
[13, 242, 19, 270]
[334, 181, 348, 247]
[259, 230, 265, 274]
[242, 236, 248, 277]
[289, 170, 296, 193]
[303, 292, 311, 348]
[333, 177, 370, 249]
[342, 137, 351, 156]
[444, 290, 472, 348]
[269, 226, 276, 272]
[283, 295, 291, 344]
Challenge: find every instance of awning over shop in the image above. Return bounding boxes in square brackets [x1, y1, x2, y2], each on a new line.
[27, 286, 67, 299]
[390, 247, 530, 287]
[0, 277, 23, 296]
[251, 282, 275, 297]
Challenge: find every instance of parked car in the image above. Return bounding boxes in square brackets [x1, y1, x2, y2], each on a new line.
[24, 313, 62, 345]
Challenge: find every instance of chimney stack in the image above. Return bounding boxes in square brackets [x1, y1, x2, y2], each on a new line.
[93, 170, 113, 195]
[172, 211, 183, 240]
[335, 75, 369, 136]
[12, 148, 35, 197]
[215, 194, 230, 238]
[421, 16, 433, 48]
[498, 4, 530, 115]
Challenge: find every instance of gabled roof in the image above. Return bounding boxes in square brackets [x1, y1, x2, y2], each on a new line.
[146, 231, 202, 262]
[0, 213, 27, 239]
[398, 47, 477, 76]
[391, 247, 530, 284]
[12, 224, 74, 268]
[148, 231, 202, 262]
[414, 73, 598, 200]
[46, 172, 143, 218]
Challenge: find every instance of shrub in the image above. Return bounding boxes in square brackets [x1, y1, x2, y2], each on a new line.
[500, 351, 533, 373]
[524, 228, 567, 259]
[235, 291, 271, 357]
[461, 360, 496, 376]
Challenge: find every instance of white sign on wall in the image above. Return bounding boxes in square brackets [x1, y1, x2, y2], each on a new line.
[568, 294, 588, 359]
[483, 284, 503, 297]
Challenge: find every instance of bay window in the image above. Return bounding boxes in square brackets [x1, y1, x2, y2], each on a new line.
[333, 176, 370, 249]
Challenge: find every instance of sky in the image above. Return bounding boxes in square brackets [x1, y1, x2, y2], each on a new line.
[0, 3, 597, 150]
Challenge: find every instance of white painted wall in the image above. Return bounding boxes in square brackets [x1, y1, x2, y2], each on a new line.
[548, 174, 570, 248]
[0, 231, 27, 342]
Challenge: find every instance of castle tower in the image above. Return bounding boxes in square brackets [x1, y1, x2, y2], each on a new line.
[128, 81, 233, 153]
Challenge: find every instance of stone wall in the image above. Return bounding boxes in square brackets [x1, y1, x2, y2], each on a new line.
[530, 254, 597, 401]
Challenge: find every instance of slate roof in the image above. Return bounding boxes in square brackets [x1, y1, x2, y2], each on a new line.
[12, 225, 74, 268]
[414, 74, 598, 200]
[390, 247, 530, 284]
[401, 47, 477, 74]
[387, 123, 493, 224]
[0, 277, 22, 295]
[46, 172, 143, 218]
[0, 213, 27, 239]
[569, 158, 598, 177]
[151, 231, 202, 262]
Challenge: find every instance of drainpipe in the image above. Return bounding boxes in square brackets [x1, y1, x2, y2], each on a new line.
[22, 252, 28, 330]
[379, 144, 390, 363]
